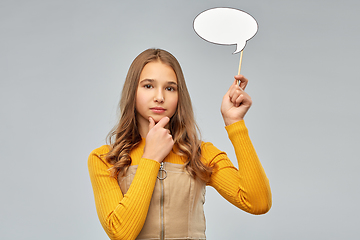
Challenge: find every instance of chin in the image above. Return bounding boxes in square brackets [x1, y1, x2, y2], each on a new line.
[151, 115, 170, 123]
[152, 116, 163, 123]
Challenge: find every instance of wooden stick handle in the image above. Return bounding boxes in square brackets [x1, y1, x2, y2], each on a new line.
[237, 50, 244, 85]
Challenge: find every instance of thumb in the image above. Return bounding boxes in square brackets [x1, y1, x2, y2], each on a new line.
[148, 117, 155, 131]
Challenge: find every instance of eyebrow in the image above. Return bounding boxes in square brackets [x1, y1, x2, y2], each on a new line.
[139, 79, 178, 86]
[167, 81, 178, 86]
[139, 79, 154, 84]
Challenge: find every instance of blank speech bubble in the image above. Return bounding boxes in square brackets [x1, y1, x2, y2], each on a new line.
[193, 8, 258, 54]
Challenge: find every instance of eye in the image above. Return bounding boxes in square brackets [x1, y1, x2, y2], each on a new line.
[166, 86, 176, 91]
[144, 84, 153, 89]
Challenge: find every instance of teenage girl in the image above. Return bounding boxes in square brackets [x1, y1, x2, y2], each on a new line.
[88, 48, 271, 240]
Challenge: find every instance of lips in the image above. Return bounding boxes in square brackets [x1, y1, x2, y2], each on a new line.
[150, 107, 166, 113]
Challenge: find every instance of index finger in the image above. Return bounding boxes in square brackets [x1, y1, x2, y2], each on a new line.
[155, 116, 170, 128]
[235, 75, 248, 90]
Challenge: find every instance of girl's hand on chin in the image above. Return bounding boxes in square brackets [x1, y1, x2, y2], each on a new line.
[221, 75, 252, 126]
[142, 117, 174, 163]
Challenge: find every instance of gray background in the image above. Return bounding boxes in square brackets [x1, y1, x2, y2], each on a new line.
[1, 0, 359, 239]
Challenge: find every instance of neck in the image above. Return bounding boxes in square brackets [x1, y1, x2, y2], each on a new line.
[137, 117, 149, 139]
[138, 125, 148, 139]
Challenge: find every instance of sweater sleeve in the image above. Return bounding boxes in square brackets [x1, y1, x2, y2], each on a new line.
[205, 120, 272, 215]
[88, 146, 160, 240]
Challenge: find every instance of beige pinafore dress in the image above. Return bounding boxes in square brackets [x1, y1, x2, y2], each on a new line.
[118, 162, 207, 240]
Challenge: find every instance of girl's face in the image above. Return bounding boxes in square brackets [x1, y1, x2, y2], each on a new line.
[136, 61, 178, 129]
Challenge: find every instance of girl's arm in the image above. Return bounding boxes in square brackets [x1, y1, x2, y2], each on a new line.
[88, 146, 160, 240]
[205, 75, 271, 214]
[205, 120, 272, 214]
[88, 118, 173, 240]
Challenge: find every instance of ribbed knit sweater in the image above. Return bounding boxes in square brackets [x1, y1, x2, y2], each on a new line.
[88, 120, 272, 240]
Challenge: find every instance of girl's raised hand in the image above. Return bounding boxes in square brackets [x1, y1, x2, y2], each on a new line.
[142, 117, 174, 163]
[220, 75, 252, 126]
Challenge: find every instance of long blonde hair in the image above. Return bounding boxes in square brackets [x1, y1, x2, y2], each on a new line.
[106, 48, 213, 182]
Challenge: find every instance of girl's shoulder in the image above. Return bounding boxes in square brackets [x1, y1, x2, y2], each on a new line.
[89, 145, 111, 157]
[200, 141, 222, 152]
[88, 145, 113, 179]
[200, 141, 226, 164]
[88, 145, 112, 168]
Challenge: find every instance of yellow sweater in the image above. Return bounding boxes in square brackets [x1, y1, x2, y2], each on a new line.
[88, 120, 272, 240]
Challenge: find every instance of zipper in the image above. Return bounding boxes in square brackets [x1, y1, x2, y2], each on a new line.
[158, 162, 167, 240]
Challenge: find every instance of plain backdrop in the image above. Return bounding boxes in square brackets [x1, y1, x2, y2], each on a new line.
[1, 0, 359, 239]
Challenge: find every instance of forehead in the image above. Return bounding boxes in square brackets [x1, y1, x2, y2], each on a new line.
[139, 61, 177, 83]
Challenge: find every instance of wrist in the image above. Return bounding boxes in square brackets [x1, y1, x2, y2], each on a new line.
[223, 117, 244, 126]
[142, 153, 162, 163]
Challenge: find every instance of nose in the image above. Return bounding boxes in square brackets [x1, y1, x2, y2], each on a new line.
[154, 90, 164, 103]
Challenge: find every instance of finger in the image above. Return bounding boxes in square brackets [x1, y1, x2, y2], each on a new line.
[230, 90, 243, 105]
[229, 82, 244, 102]
[234, 75, 248, 90]
[148, 117, 155, 130]
[155, 116, 170, 128]
[225, 79, 244, 104]
[234, 94, 244, 107]
[240, 92, 252, 107]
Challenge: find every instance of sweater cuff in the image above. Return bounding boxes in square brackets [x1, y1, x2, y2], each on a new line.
[138, 158, 161, 175]
[126, 158, 160, 198]
[225, 120, 248, 140]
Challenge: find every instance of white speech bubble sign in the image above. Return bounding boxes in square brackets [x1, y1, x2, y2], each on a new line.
[193, 8, 258, 54]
